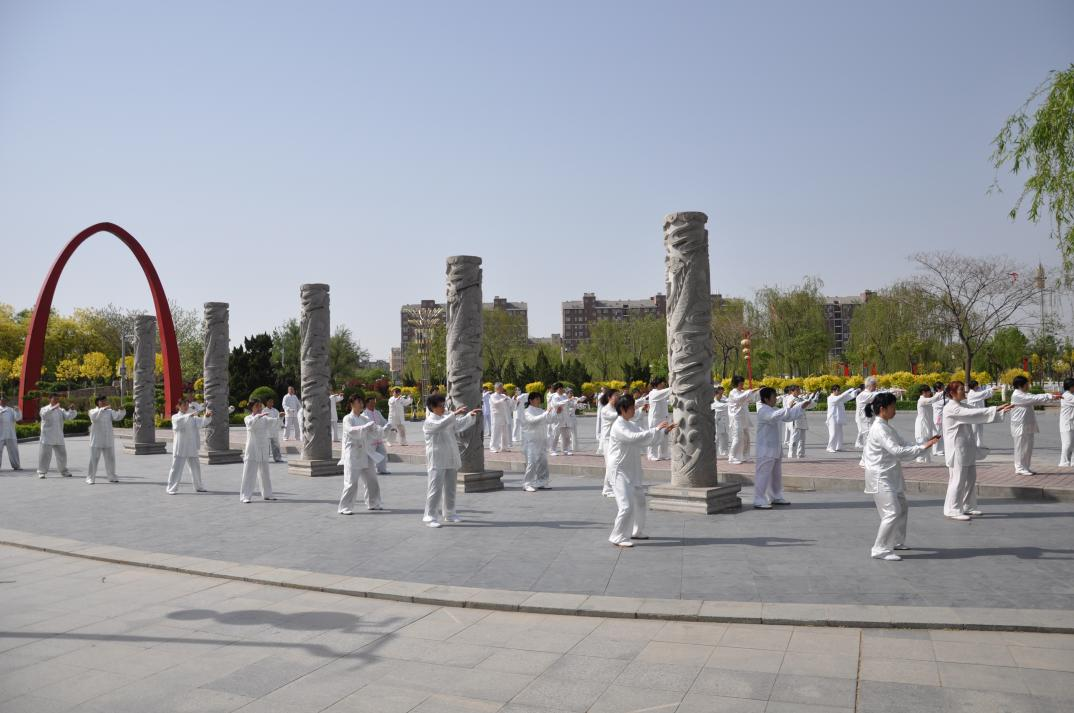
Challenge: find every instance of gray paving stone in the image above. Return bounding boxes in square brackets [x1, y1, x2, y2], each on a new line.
[586, 684, 683, 713]
[202, 655, 309, 698]
[857, 680, 946, 713]
[508, 675, 608, 712]
[769, 674, 857, 708]
[688, 668, 775, 700]
[613, 660, 702, 692]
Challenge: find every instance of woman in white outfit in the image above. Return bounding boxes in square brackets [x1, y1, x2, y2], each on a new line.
[386, 388, 413, 446]
[488, 383, 513, 453]
[941, 381, 1012, 520]
[825, 385, 859, 452]
[1059, 378, 1074, 467]
[753, 387, 815, 508]
[1009, 375, 1059, 476]
[512, 388, 527, 446]
[600, 390, 620, 497]
[339, 395, 391, 514]
[606, 393, 675, 547]
[726, 376, 760, 464]
[167, 398, 208, 493]
[240, 399, 278, 503]
[645, 379, 672, 461]
[87, 396, 126, 484]
[863, 393, 940, 561]
[913, 385, 945, 464]
[521, 392, 562, 491]
[711, 386, 730, 457]
[422, 394, 481, 527]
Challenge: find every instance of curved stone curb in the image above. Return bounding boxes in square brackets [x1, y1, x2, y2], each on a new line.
[1, 528, 1072, 634]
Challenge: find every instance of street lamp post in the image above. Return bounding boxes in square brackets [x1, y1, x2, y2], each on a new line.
[741, 332, 752, 388]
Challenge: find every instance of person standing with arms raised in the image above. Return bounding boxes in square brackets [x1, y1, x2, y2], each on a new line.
[37, 393, 77, 478]
[167, 398, 209, 494]
[240, 399, 278, 503]
[726, 376, 760, 465]
[0, 395, 23, 471]
[941, 381, 1012, 520]
[422, 394, 481, 527]
[606, 393, 675, 547]
[86, 396, 126, 484]
[1009, 375, 1059, 476]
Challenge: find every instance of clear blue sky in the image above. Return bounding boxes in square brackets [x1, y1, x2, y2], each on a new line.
[1, 0, 1071, 359]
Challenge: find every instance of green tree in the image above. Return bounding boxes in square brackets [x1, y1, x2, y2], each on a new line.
[328, 325, 369, 385]
[403, 323, 446, 387]
[270, 319, 301, 389]
[711, 298, 747, 378]
[846, 285, 944, 373]
[54, 357, 82, 393]
[748, 278, 830, 376]
[992, 65, 1074, 267]
[229, 334, 275, 405]
[577, 319, 625, 380]
[80, 352, 113, 392]
[482, 309, 529, 382]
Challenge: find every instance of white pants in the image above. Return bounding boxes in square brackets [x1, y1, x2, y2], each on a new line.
[972, 423, 985, 449]
[826, 421, 843, 451]
[283, 412, 301, 441]
[753, 457, 784, 506]
[373, 444, 389, 474]
[1, 437, 20, 469]
[787, 429, 805, 459]
[551, 427, 572, 454]
[729, 426, 750, 463]
[1014, 433, 1035, 474]
[523, 445, 550, 488]
[269, 437, 282, 462]
[855, 420, 870, 449]
[609, 474, 646, 544]
[331, 419, 340, 442]
[871, 490, 908, 557]
[715, 421, 729, 457]
[167, 456, 204, 493]
[601, 463, 614, 497]
[944, 464, 978, 516]
[387, 420, 407, 446]
[240, 459, 273, 501]
[340, 462, 381, 511]
[783, 422, 794, 446]
[1060, 430, 1074, 467]
[647, 429, 670, 460]
[87, 446, 117, 482]
[424, 467, 457, 521]
[512, 416, 523, 445]
[37, 444, 69, 475]
[490, 417, 510, 452]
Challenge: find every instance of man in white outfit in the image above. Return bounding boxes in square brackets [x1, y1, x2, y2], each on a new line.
[37, 393, 77, 478]
[726, 376, 760, 464]
[339, 395, 392, 514]
[386, 388, 413, 445]
[263, 397, 285, 463]
[240, 399, 278, 503]
[785, 386, 813, 459]
[826, 385, 859, 452]
[963, 380, 995, 450]
[645, 378, 672, 461]
[281, 386, 302, 442]
[781, 387, 796, 450]
[547, 383, 571, 455]
[600, 390, 620, 496]
[488, 383, 513, 453]
[329, 389, 345, 442]
[0, 396, 23, 470]
[167, 398, 209, 493]
[512, 387, 528, 446]
[1009, 375, 1059, 475]
[481, 388, 492, 436]
[711, 386, 730, 457]
[422, 394, 481, 527]
[86, 396, 126, 484]
[1059, 378, 1074, 468]
[754, 387, 816, 508]
[363, 395, 391, 474]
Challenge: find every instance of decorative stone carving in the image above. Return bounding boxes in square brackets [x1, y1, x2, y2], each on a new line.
[446, 256, 502, 492]
[289, 284, 342, 476]
[125, 314, 166, 455]
[200, 302, 242, 464]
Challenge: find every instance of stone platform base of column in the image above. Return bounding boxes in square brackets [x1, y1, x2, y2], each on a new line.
[288, 459, 343, 477]
[199, 449, 243, 465]
[123, 441, 168, 455]
[647, 483, 742, 514]
[457, 470, 504, 493]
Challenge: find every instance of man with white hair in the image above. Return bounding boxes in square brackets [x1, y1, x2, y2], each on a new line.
[282, 386, 302, 442]
[386, 388, 413, 445]
[488, 382, 513, 453]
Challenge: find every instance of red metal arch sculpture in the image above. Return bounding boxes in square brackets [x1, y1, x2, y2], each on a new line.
[18, 222, 182, 419]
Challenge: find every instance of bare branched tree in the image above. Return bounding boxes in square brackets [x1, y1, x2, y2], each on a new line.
[911, 251, 1041, 382]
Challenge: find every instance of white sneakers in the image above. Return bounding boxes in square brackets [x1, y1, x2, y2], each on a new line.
[446, 514, 462, 523]
[874, 553, 902, 561]
[426, 521, 442, 528]
[610, 540, 634, 548]
[338, 509, 354, 515]
[523, 485, 536, 492]
[946, 514, 971, 521]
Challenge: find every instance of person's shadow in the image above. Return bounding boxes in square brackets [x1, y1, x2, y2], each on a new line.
[901, 546, 1074, 560]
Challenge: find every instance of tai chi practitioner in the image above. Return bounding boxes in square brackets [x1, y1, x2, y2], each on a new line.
[1060, 378, 1074, 468]
[363, 396, 391, 474]
[339, 395, 391, 514]
[753, 387, 815, 508]
[482, 388, 492, 435]
[931, 381, 947, 456]
[964, 380, 995, 449]
[726, 376, 760, 464]
[488, 383, 513, 453]
[240, 399, 278, 503]
[37, 394, 77, 478]
[329, 389, 345, 442]
[711, 386, 730, 457]
[86, 396, 126, 484]
[781, 387, 796, 449]
[785, 386, 813, 459]
[167, 399, 208, 493]
[512, 388, 527, 446]
[0, 396, 23, 471]
[546, 384, 571, 454]
[600, 390, 620, 496]
[914, 385, 945, 463]
[825, 385, 859, 452]
[521, 393, 562, 491]
[941, 381, 1012, 520]
[263, 397, 285, 463]
[386, 388, 413, 446]
[422, 394, 481, 527]
[606, 393, 675, 547]
[594, 387, 608, 453]
[862, 393, 940, 561]
[853, 377, 886, 449]
[645, 378, 672, 461]
[565, 389, 584, 452]
[281, 386, 302, 441]
[1009, 375, 1059, 476]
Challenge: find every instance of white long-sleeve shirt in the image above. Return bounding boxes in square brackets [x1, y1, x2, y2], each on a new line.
[281, 393, 301, 414]
[755, 402, 809, 460]
[862, 418, 925, 494]
[88, 406, 126, 449]
[39, 403, 77, 446]
[1010, 390, 1056, 437]
[726, 388, 758, 429]
[0, 405, 23, 440]
[243, 412, 277, 462]
[172, 411, 208, 457]
[645, 387, 672, 426]
[423, 412, 477, 470]
[387, 395, 412, 424]
[606, 417, 663, 487]
[522, 405, 556, 449]
[964, 386, 994, 407]
[1060, 392, 1074, 433]
[826, 389, 858, 426]
[339, 411, 387, 469]
[915, 392, 945, 441]
[489, 393, 513, 425]
[786, 394, 812, 430]
[942, 400, 1003, 468]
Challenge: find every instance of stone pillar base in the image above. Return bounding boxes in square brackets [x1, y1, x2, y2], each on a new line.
[288, 459, 343, 477]
[457, 470, 504, 493]
[647, 483, 742, 514]
[199, 449, 243, 465]
[123, 441, 168, 455]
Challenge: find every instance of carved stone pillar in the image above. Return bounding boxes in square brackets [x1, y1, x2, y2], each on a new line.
[200, 302, 242, 464]
[648, 212, 741, 513]
[446, 256, 503, 492]
[288, 284, 342, 476]
[124, 314, 166, 455]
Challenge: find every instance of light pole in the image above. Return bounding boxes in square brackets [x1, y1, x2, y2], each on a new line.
[118, 333, 134, 399]
[1035, 263, 1047, 385]
[741, 332, 752, 388]
[403, 304, 445, 408]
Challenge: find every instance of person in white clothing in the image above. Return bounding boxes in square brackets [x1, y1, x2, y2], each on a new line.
[37, 394, 77, 478]
[339, 395, 391, 514]
[599, 389, 620, 496]
[785, 386, 814, 459]
[726, 376, 760, 464]
[644, 378, 672, 461]
[565, 388, 585, 452]
[386, 388, 413, 446]
[606, 393, 675, 547]
[0, 396, 23, 470]
[964, 380, 995, 450]
[781, 387, 796, 449]
[825, 385, 859, 452]
[86, 396, 126, 484]
[512, 387, 527, 446]
[753, 387, 816, 508]
[263, 397, 285, 463]
[931, 381, 947, 457]
[521, 392, 562, 491]
[854, 377, 898, 450]
[862, 392, 940, 561]
[422, 394, 481, 527]
[711, 386, 730, 457]
[329, 389, 345, 442]
[1009, 375, 1060, 475]
[240, 399, 278, 503]
[363, 396, 391, 474]
[488, 383, 513, 453]
[941, 381, 1012, 520]
[281, 386, 302, 441]
[546, 384, 571, 454]
[167, 398, 209, 493]
[594, 387, 608, 454]
[1060, 378, 1074, 467]
[913, 385, 945, 464]
[481, 388, 492, 436]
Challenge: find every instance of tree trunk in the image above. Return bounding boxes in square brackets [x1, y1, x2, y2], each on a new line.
[964, 349, 974, 385]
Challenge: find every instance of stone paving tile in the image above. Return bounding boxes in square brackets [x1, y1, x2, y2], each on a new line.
[676, 691, 767, 712]
[689, 668, 776, 700]
[768, 673, 857, 708]
[614, 659, 703, 693]
[705, 645, 785, 673]
[586, 684, 684, 713]
[937, 661, 1031, 694]
[860, 657, 942, 686]
[319, 682, 428, 713]
[508, 676, 608, 713]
